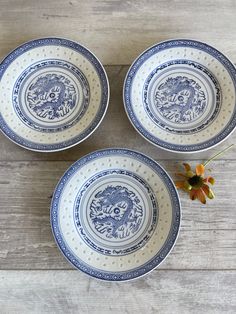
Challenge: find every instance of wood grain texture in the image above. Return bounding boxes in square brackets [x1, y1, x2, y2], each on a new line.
[0, 270, 235, 314]
[0, 65, 235, 162]
[0, 160, 235, 270]
[1, 227, 235, 270]
[0, 0, 236, 312]
[1, 1, 236, 65]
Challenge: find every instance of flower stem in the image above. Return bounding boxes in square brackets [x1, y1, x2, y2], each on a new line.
[203, 144, 234, 167]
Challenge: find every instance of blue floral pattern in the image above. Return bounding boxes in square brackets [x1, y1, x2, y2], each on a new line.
[155, 76, 206, 123]
[27, 73, 77, 120]
[90, 185, 143, 240]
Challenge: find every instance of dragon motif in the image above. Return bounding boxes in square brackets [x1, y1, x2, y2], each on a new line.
[155, 76, 206, 123]
[90, 185, 143, 239]
[26, 73, 77, 120]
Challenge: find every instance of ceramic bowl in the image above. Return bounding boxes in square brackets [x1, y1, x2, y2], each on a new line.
[124, 39, 236, 152]
[51, 148, 181, 281]
[0, 38, 109, 152]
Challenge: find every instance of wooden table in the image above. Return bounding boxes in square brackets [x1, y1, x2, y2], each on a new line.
[0, 1, 236, 313]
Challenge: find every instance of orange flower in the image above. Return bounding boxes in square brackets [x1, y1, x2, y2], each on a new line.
[175, 163, 215, 204]
[175, 144, 234, 204]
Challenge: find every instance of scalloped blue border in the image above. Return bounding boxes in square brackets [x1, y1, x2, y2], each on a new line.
[50, 148, 181, 281]
[0, 38, 109, 152]
[124, 39, 236, 152]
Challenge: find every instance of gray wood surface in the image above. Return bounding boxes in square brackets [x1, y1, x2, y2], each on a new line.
[1, 0, 236, 65]
[0, 271, 235, 314]
[0, 0, 236, 313]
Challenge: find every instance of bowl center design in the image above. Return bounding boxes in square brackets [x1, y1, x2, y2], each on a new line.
[155, 75, 207, 123]
[26, 72, 77, 121]
[13, 59, 90, 133]
[74, 169, 158, 256]
[143, 59, 221, 134]
[90, 185, 144, 240]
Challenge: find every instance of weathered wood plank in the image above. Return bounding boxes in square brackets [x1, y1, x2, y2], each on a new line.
[0, 270, 235, 314]
[1, 1, 236, 65]
[0, 160, 235, 269]
[0, 65, 235, 161]
[1, 227, 235, 270]
[0, 0, 235, 311]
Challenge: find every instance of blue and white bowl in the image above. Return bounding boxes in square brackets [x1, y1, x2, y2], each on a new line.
[124, 39, 236, 152]
[51, 148, 181, 281]
[0, 38, 109, 152]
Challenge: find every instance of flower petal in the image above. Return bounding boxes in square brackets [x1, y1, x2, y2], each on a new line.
[208, 177, 215, 185]
[201, 184, 209, 196]
[190, 189, 197, 200]
[208, 188, 215, 199]
[186, 170, 195, 178]
[203, 176, 215, 185]
[202, 184, 215, 199]
[197, 188, 206, 204]
[196, 164, 205, 176]
[184, 181, 192, 191]
[175, 181, 185, 189]
[176, 173, 188, 178]
[183, 163, 191, 172]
